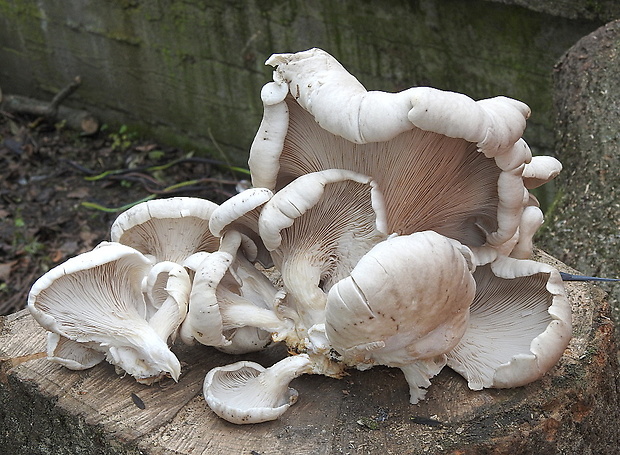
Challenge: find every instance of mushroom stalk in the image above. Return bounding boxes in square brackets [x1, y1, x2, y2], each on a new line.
[218, 288, 288, 332]
[279, 255, 327, 336]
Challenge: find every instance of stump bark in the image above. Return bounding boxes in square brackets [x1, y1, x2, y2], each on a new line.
[1, 252, 618, 455]
[536, 19, 620, 338]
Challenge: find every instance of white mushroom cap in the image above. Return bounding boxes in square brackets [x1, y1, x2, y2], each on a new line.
[326, 231, 476, 365]
[259, 168, 387, 251]
[208, 187, 274, 266]
[265, 48, 528, 149]
[249, 48, 554, 255]
[110, 196, 220, 264]
[142, 260, 191, 343]
[203, 354, 313, 424]
[46, 332, 105, 370]
[257, 169, 389, 342]
[209, 187, 273, 237]
[445, 256, 571, 390]
[28, 242, 181, 382]
[522, 155, 563, 189]
[325, 231, 476, 403]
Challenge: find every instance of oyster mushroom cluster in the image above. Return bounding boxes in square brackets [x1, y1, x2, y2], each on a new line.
[27, 48, 572, 424]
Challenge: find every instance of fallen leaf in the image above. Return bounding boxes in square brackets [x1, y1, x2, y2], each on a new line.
[67, 187, 90, 199]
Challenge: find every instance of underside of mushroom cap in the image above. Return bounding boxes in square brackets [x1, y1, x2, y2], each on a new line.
[46, 332, 106, 370]
[28, 242, 182, 382]
[257, 169, 389, 339]
[445, 256, 571, 390]
[258, 168, 387, 252]
[203, 354, 313, 424]
[110, 196, 221, 264]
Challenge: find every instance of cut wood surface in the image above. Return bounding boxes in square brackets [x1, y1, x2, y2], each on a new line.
[1, 251, 619, 455]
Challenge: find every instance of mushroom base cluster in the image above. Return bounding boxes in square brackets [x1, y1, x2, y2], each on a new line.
[27, 48, 571, 425]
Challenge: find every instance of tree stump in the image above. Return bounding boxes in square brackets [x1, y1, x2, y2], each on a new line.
[1, 251, 618, 454]
[536, 19, 620, 337]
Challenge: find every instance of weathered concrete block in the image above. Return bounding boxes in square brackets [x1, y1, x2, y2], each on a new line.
[1, 252, 618, 454]
[489, 0, 620, 21]
[0, 0, 605, 165]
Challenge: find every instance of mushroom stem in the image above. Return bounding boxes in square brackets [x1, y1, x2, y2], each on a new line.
[280, 256, 327, 333]
[218, 290, 289, 332]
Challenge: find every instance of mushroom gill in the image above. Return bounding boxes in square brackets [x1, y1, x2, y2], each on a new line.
[446, 257, 571, 390]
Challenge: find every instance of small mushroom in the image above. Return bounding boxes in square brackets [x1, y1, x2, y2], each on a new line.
[249, 48, 554, 257]
[28, 242, 181, 383]
[445, 256, 571, 390]
[203, 354, 313, 424]
[325, 231, 476, 402]
[110, 196, 220, 264]
[46, 332, 106, 370]
[142, 260, 191, 343]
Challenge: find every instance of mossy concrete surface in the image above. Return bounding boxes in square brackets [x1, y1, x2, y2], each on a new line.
[536, 20, 620, 337]
[490, 0, 620, 21]
[0, 0, 605, 165]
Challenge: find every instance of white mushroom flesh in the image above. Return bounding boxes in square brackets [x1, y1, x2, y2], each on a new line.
[325, 231, 476, 369]
[28, 243, 181, 382]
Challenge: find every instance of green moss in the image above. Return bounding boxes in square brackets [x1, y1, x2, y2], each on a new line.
[0, 0, 42, 18]
[0, 0, 606, 170]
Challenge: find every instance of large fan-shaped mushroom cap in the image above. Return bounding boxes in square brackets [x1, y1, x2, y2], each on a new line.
[249, 48, 557, 258]
[445, 256, 571, 390]
[325, 230, 476, 402]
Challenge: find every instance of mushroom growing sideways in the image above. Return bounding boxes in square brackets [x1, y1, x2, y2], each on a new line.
[28, 242, 186, 383]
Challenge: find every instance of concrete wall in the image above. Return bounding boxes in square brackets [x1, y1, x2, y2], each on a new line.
[0, 0, 609, 166]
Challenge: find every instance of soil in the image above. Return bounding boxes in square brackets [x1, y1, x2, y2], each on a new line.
[0, 110, 244, 315]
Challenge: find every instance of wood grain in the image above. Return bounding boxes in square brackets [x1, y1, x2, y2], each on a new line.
[1, 252, 619, 454]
